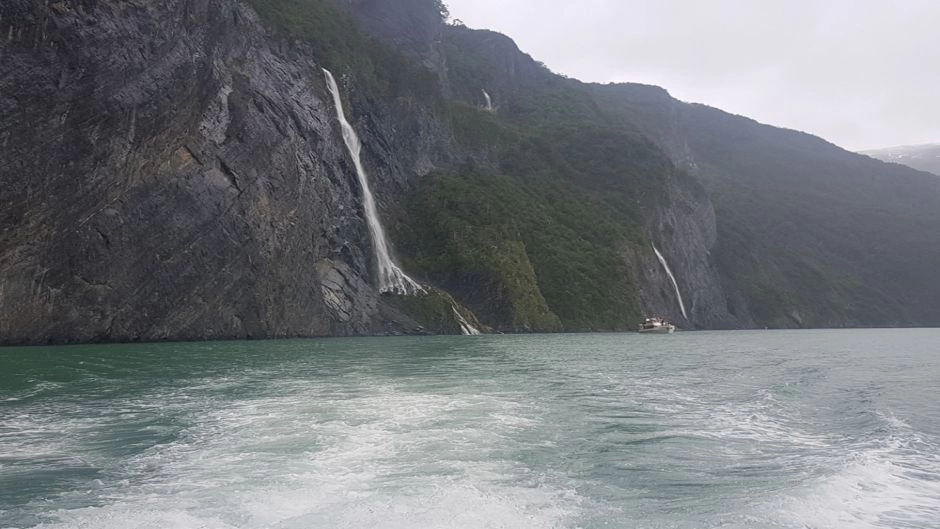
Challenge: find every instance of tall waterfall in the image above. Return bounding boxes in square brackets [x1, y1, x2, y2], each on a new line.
[482, 89, 494, 112]
[652, 244, 688, 320]
[453, 307, 482, 336]
[323, 69, 423, 295]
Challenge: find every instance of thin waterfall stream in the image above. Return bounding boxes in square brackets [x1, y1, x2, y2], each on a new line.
[482, 89, 494, 112]
[323, 68, 423, 296]
[324, 69, 480, 335]
[653, 244, 689, 320]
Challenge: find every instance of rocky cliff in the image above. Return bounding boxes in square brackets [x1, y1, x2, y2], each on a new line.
[0, 0, 456, 344]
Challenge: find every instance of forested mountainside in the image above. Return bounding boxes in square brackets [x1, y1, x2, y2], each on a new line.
[2, 0, 939, 345]
[862, 144, 940, 176]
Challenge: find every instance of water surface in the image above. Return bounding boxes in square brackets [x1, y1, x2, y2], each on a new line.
[2, 330, 939, 528]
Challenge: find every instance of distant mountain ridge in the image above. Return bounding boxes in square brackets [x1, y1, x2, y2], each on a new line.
[862, 144, 940, 176]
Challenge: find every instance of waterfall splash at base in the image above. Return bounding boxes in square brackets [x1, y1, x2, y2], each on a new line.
[323, 68, 423, 296]
[653, 244, 688, 320]
[453, 307, 482, 336]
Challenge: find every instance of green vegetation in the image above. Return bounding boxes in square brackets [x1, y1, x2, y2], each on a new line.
[396, 103, 675, 331]
[390, 289, 486, 335]
[711, 195, 904, 327]
[395, 168, 564, 332]
[689, 112, 940, 328]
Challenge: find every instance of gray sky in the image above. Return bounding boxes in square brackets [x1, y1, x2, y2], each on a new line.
[446, 0, 940, 151]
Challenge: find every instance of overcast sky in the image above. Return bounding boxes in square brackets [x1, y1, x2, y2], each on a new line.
[445, 0, 940, 151]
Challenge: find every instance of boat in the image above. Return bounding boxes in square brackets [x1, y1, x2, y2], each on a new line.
[638, 317, 676, 334]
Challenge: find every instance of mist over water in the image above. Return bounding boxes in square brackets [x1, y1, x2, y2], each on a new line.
[2, 330, 939, 528]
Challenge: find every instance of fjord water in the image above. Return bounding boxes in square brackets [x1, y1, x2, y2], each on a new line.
[2, 331, 939, 529]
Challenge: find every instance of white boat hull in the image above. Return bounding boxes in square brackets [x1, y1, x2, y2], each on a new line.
[638, 325, 676, 334]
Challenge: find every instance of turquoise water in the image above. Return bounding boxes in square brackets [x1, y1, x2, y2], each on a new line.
[1, 330, 939, 528]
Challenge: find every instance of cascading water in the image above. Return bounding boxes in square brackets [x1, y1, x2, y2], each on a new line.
[453, 307, 482, 336]
[482, 89, 494, 112]
[323, 68, 423, 295]
[652, 244, 688, 320]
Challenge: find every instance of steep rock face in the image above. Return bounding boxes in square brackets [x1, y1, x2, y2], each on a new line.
[0, 0, 440, 344]
[334, 0, 445, 70]
[592, 83, 697, 170]
[591, 84, 746, 329]
[443, 27, 556, 111]
[635, 173, 752, 330]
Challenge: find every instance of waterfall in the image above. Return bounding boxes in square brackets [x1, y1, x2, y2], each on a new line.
[482, 89, 494, 112]
[453, 307, 481, 336]
[323, 68, 423, 295]
[652, 244, 688, 320]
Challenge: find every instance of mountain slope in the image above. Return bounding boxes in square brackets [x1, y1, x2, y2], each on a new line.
[412, 20, 940, 329]
[399, 24, 745, 330]
[395, 17, 940, 329]
[0, 0, 706, 343]
[862, 144, 940, 176]
[1, 0, 938, 344]
[590, 85, 940, 327]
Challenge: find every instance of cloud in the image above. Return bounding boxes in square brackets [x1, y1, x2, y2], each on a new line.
[446, 0, 940, 150]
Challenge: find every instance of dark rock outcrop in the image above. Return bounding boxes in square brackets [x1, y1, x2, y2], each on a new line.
[0, 0, 441, 344]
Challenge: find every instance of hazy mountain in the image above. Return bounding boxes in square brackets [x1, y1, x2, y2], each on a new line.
[431, 25, 940, 330]
[861, 144, 940, 176]
[2, 0, 938, 344]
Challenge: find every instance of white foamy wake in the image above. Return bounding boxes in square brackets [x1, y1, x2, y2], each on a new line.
[772, 416, 940, 529]
[23, 382, 580, 529]
[612, 371, 940, 528]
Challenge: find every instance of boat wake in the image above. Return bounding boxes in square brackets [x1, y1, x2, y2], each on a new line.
[10, 381, 581, 529]
[771, 414, 940, 528]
